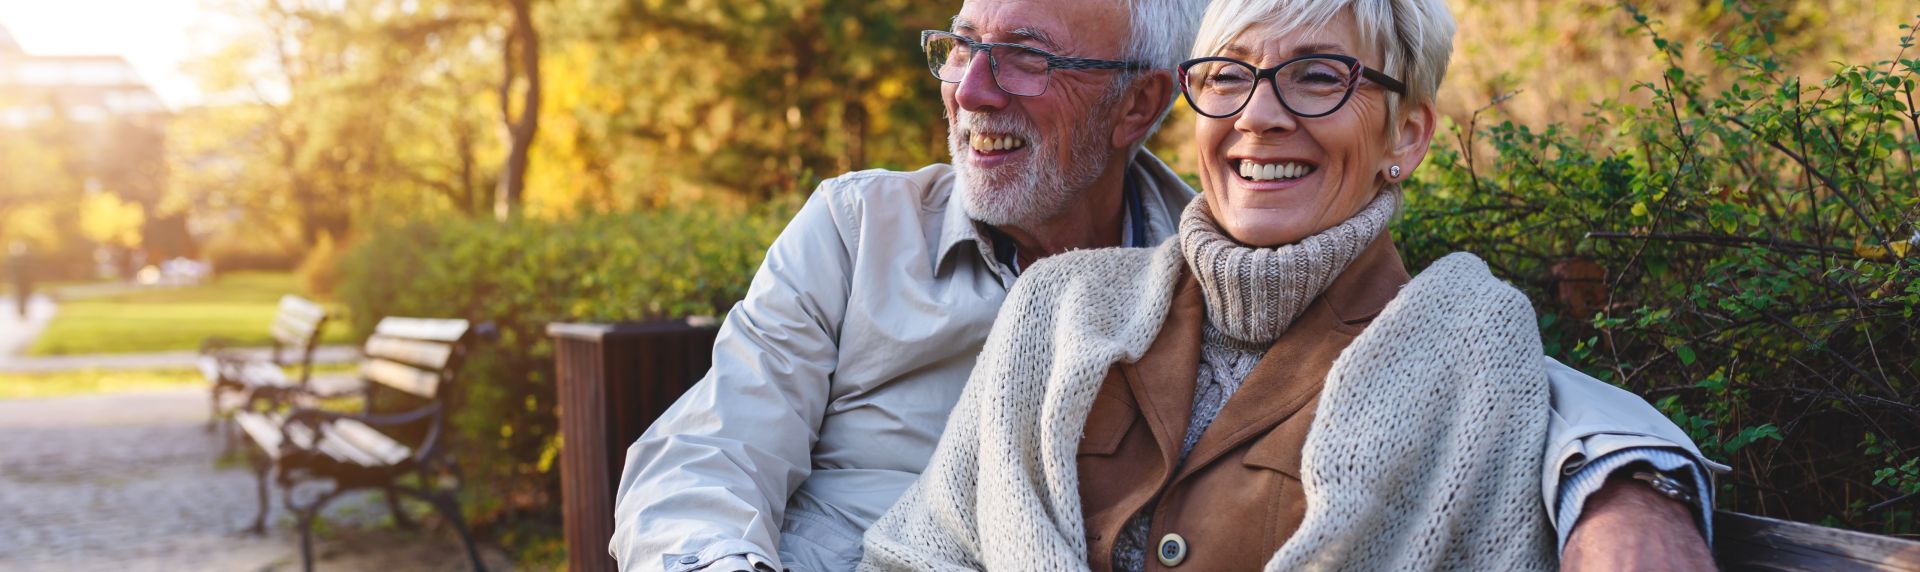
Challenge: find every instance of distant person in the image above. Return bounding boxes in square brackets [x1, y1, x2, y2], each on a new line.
[8, 242, 29, 319]
[612, 0, 1717, 570]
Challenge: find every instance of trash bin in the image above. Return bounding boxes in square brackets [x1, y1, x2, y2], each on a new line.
[549, 319, 719, 572]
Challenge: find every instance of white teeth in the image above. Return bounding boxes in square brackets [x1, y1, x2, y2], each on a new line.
[1236, 160, 1314, 182]
[971, 134, 1027, 152]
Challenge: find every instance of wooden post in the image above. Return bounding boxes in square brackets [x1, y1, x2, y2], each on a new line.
[550, 319, 719, 572]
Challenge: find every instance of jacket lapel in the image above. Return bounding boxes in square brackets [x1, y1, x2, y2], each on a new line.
[1175, 233, 1412, 478]
[1122, 269, 1204, 471]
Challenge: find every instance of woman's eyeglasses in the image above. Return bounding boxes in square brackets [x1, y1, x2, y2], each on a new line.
[1178, 54, 1406, 119]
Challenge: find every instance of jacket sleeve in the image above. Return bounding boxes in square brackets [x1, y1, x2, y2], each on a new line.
[610, 185, 855, 571]
[1540, 357, 1731, 531]
[858, 385, 989, 572]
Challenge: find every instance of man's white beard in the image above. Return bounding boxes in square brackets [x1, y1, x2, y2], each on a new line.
[950, 106, 1114, 229]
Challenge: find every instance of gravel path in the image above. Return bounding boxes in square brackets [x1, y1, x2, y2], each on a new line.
[0, 388, 512, 571]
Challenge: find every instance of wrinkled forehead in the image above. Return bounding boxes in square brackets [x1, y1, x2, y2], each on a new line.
[953, 0, 1129, 58]
[1197, 1, 1382, 64]
[1217, 10, 1375, 65]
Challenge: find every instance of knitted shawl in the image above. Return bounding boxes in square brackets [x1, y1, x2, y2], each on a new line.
[859, 239, 1558, 572]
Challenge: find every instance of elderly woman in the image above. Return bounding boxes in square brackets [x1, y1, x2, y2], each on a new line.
[860, 0, 1714, 570]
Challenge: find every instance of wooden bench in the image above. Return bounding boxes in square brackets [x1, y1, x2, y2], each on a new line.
[233, 316, 490, 572]
[201, 295, 334, 429]
[1716, 510, 1920, 571]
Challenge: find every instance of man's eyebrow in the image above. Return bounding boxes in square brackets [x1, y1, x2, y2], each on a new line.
[1006, 27, 1061, 51]
[946, 16, 1060, 51]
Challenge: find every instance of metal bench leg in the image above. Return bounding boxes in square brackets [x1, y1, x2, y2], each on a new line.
[246, 452, 271, 535]
[385, 486, 416, 530]
[399, 487, 487, 572]
[287, 487, 348, 572]
[296, 506, 318, 572]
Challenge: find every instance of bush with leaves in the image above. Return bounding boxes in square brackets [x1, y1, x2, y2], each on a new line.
[333, 199, 796, 543]
[1399, 4, 1920, 533]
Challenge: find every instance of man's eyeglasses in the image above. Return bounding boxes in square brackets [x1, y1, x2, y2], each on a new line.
[922, 30, 1153, 97]
[1177, 54, 1406, 119]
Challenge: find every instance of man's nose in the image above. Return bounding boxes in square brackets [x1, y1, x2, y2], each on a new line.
[953, 54, 1010, 113]
[1235, 80, 1299, 136]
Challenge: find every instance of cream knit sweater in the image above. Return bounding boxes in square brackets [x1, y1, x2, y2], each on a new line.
[860, 237, 1558, 571]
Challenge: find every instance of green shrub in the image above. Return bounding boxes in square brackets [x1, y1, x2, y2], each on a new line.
[334, 199, 796, 537]
[1400, 5, 1920, 532]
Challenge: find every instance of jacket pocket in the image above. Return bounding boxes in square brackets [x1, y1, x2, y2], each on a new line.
[1080, 392, 1137, 456]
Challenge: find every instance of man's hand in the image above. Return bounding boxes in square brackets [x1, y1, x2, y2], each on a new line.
[1561, 477, 1715, 572]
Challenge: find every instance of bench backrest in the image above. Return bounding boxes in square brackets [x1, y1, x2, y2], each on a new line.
[1715, 510, 1920, 570]
[271, 295, 330, 381]
[359, 317, 473, 399]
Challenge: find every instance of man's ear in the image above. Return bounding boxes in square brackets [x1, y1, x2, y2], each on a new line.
[1386, 101, 1438, 178]
[1111, 70, 1176, 150]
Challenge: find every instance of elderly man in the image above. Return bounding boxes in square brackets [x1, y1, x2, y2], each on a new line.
[612, 0, 1721, 570]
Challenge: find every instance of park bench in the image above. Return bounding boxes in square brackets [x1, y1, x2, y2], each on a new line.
[546, 320, 1920, 572]
[201, 294, 336, 429]
[232, 316, 491, 572]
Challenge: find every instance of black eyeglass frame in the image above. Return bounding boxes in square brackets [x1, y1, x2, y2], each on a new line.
[1177, 54, 1407, 119]
[921, 29, 1155, 97]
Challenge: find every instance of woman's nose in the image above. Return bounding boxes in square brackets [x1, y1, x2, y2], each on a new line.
[1235, 80, 1298, 136]
[954, 55, 1010, 113]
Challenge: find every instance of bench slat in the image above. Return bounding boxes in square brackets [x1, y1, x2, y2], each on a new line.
[364, 335, 456, 370]
[271, 320, 318, 348]
[327, 420, 412, 466]
[277, 295, 328, 324]
[234, 412, 286, 460]
[373, 317, 470, 343]
[1715, 511, 1920, 570]
[362, 358, 440, 398]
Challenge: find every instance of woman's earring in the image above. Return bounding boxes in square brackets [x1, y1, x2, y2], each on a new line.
[1389, 165, 1402, 179]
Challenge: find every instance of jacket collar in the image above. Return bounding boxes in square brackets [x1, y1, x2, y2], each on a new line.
[1177, 231, 1410, 476]
[932, 149, 1197, 277]
[1119, 230, 1410, 478]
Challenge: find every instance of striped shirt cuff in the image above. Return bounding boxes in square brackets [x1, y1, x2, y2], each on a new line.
[1554, 446, 1712, 554]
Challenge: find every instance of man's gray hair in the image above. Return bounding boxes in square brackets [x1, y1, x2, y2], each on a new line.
[1112, 0, 1211, 149]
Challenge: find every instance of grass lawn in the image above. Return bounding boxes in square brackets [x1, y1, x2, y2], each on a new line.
[27, 272, 356, 356]
[0, 368, 204, 399]
[0, 363, 359, 400]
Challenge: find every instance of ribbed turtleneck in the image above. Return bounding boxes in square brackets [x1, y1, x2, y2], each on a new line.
[1179, 190, 1401, 345]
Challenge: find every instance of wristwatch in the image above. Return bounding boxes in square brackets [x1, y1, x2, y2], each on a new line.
[1630, 470, 1696, 504]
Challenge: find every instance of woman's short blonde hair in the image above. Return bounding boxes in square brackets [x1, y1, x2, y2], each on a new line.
[1190, 0, 1455, 126]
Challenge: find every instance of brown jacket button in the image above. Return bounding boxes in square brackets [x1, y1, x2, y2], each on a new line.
[1157, 533, 1188, 567]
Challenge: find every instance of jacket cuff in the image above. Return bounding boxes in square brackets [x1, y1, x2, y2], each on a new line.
[663, 540, 780, 572]
[1553, 447, 1713, 555]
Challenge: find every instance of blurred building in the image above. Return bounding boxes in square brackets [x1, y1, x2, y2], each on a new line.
[0, 23, 188, 277]
[0, 25, 168, 127]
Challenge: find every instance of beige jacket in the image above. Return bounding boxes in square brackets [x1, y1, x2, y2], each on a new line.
[610, 151, 1719, 572]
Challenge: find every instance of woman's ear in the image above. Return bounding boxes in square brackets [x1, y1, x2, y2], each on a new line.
[1386, 101, 1438, 180]
[1111, 70, 1177, 150]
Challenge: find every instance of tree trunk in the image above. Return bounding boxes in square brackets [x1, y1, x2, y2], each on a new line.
[495, 0, 540, 221]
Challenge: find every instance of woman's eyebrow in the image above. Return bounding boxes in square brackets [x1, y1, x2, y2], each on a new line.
[1289, 42, 1348, 56]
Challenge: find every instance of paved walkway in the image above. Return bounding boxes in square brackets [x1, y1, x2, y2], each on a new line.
[0, 294, 57, 358]
[0, 345, 362, 373]
[0, 388, 512, 571]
